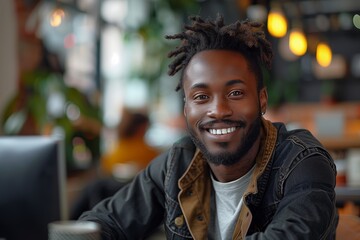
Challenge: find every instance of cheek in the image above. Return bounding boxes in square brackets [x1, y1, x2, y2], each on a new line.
[184, 104, 203, 125]
[233, 100, 260, 119]
[240, 104, 254, 116]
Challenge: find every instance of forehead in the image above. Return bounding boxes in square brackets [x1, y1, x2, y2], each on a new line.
[183, 49, 256, 87]
[185, 49, 250, 74]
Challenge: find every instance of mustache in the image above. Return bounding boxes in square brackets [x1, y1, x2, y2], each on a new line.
[199, 119, 246, 129]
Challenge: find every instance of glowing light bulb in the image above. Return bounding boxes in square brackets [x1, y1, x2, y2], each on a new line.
[50, 8, 65, 27]
[316, 42, 332, 67]
[267, 9, 287, 38]
[289, 29, 307, 56]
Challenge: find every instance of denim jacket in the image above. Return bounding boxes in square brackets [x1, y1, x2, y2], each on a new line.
[80, 119, 338, 239]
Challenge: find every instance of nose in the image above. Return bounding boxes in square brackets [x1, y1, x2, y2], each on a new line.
[207, 97, 233, 119]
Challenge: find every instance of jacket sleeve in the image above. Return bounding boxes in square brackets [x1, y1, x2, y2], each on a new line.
[79, 151, 169, 240]
[246, 153, 338, 240]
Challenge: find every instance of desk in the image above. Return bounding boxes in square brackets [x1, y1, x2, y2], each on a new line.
[336, 214, 360, 240]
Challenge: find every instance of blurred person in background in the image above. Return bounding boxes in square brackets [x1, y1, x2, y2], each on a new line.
[79, 14, 338, 239]
[101, 107, 160, 178]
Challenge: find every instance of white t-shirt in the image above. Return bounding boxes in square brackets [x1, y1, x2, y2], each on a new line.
[208, 165, 255, 240]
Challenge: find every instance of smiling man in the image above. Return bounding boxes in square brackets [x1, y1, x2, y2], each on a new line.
[80, 15, 338, 239]
[183, 50, 265, 172]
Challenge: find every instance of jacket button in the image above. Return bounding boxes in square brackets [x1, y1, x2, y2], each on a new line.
[175, 215, 184, 227]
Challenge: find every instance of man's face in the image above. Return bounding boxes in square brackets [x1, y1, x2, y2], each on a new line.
[183, 50, 267, 166]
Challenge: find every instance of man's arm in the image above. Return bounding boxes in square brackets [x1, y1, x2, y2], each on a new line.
[246, 154, 338, 239]
[79, 152, 168, 240]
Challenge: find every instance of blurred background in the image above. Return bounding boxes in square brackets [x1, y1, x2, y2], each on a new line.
[1, 0, 360, 215]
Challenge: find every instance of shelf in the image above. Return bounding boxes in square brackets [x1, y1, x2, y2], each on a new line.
[267, 102, 360, 151]
[319, 135, 360, 151]
[336, 186, 360, 202]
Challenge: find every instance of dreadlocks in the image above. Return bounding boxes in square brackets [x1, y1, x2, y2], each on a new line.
[166, 14, 273, 91]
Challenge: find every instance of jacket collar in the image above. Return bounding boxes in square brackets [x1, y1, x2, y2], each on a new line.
[244, 118, 278, 205]
[178, 118, 278, 192]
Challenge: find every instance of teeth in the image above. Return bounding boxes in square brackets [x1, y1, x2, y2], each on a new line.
[209, 127, 236, 135]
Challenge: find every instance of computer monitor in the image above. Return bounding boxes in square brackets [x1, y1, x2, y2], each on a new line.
[0, 136, 67, 240]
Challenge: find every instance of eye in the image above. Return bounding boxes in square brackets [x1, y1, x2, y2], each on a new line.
[229, 90, 244, 97]
[194, 94, 209, 100]
[192, 93, 210, 103]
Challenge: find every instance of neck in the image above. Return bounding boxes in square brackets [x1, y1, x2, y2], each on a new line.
[209, 131, 262, 183]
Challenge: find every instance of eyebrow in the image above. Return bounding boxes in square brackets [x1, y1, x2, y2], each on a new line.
[190, 79, 245, 90]
[226, 79, 245, 86]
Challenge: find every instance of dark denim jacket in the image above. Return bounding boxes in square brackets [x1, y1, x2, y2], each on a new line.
[80, 121, 338, 239]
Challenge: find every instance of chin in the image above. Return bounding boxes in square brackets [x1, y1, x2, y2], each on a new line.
[204, 151, 240, 166]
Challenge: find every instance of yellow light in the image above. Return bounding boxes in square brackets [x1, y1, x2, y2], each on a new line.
[289, 29, 307, 56]
[50, 8, 65, 27]
[267, 10, 287, 38]
[316, 42, 332, 67]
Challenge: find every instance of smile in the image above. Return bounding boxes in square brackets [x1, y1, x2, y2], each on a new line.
[208, 127, 236, 135]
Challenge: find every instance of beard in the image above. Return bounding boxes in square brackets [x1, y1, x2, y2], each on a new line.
[187, 114, 262, 166]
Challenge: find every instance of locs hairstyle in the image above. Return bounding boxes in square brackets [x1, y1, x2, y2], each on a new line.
[165, 14, 273, 91]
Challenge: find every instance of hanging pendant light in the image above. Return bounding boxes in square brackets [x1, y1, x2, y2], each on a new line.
[267, 4, 287, 38]
[316, 42, 332, 67]
[289, 28, 307, 56]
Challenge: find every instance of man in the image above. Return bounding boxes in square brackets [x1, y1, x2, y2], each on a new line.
[79, 15, 338, 239]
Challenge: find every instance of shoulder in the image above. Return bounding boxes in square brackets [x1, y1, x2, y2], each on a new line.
[273, 122, 325, 150]
[151, 135, 196, 169]
[271, 122, 334, 168]
[172, 135, 196, 149]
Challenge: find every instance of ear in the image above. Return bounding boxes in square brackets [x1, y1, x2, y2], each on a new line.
[259, 87, 268, 114]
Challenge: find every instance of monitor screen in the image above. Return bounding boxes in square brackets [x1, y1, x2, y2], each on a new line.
[0, 136, 67, 240]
